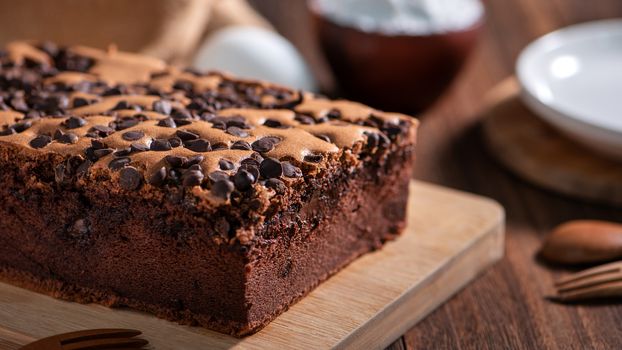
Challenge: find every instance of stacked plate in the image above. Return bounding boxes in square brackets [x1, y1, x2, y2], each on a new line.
[517, 19, 622, 161]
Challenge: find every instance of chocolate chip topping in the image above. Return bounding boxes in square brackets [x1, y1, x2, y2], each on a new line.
[148, 166, 167, 185]
[226, 126, 249, 138]
[259, 158, 282, 179]
[233, 169, 255, 191]
[219, 159, 235, 171]
[63, 116, 87, 129]
[119, 166, 142, 190]
[231, 140, 251, 150]
[165, 155, 187, 168]
[176, 130, 199, 141]
[182, 169, 204, 187]
[150, 139, 172, 151]
[152, 100, 172, 115]
[0, 41, 417, 206]
[282, 162, 303, 178]
[122, 130, 144, 141]
[212, 179, 234, 199]
[208, 171, 230, 183]
[109, 157, 131, 170]
[157, 117, 176, 128]
[251, 138, 275, 153]
[30, 135, 52, 148]
[184, 139, 211, 152]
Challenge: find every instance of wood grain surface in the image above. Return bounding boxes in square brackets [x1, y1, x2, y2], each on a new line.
[0, 181, 503, 350]
[482, 77, 622, 206]
[247, 0, 622, 349]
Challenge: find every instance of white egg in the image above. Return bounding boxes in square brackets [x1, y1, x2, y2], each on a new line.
[193, 26, 318, 92]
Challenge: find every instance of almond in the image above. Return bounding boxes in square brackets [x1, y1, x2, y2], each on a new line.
[540, 220, 622, 264]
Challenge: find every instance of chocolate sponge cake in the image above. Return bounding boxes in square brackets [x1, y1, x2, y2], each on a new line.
[0, 41, 418, 336]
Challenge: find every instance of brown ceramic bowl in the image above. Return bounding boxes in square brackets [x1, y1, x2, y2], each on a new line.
[309, 0, 483, 113]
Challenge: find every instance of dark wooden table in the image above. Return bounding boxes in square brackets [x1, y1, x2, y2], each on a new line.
[249, 1, 622, 348]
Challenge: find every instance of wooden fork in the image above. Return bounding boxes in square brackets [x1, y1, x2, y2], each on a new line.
[551, 261, 622, 302]
[20, 329, 148, 350]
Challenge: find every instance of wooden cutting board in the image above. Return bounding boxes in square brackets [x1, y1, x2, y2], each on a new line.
[0, 181, 504, 350]
[482, 77, 622, 206]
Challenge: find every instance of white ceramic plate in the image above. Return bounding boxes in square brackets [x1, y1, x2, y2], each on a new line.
[517, 19, 622, 161]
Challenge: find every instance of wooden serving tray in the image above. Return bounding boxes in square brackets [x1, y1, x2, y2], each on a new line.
[0, 181, 504, 350]
[482, 77, 622, 206]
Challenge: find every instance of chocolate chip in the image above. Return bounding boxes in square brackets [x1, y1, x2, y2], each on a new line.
[122, 130, 144, 141]
[226, 126, 249, 138]
[364, 131, 380, 149]
[91, 139, 107, 149]
[130, 143, 149, 152]
[212, 142, 229, 150]
[53, 129, 64, 140]
[173, 109, 192, 120]
[182, 170, 204, 187]
[219, 159, 235, 170]
[112, 100, 129, 110]
[173, 80, 193, 91]
[168, 137, 182, 148]
[119, 166, 142, 190]
[93, 148, 114, 158]
[63, 116, 87, 129]
[315, 134, 331, 143]
[152, 100, 172, 115]
[282, 162, 302, 178]
[176, 130, 199, 141]
[150, 139, 172, 151]
[188, 164, 202, 171]
[165, 155, 187, 168]
[233, 169, 255, 191]
[109, 157, 131, 170]
[12, 120, 32, 133]
[265, 178, 286, 194]
[241, 157, 261, 168]
[57, 132, 79, 144]
[295, 114, 315, 125]
[89, 125, 114, 137]
[327, 108, 341, 119]
[264, 119, 283, 128]
[30, 135, 52, 149]
[113, 147, 132, 157]
[211, 179, 234, 199]
[304, 153, 324, 163]
[260, 157, 282, 179]
[149, 166, 167, 186]
[72, 97, 89, 108]
[240, 163, 260, 182]
[157, 117, 176, 128]
[174, 118, 192, 127]
[211, 120, 226, 130]
[231, 140, 251, 150]
[208, 171, 229, 183]
[114, 118, 139, 130]
[251, 138, 274, 153]
[0, 127, 15, 136]
[187, 155, 204, 167]
[184, 139, 211, 152]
